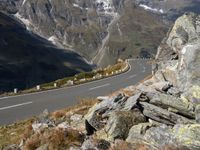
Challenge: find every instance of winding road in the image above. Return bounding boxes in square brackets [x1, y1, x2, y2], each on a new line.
[0, 59, 151, 125]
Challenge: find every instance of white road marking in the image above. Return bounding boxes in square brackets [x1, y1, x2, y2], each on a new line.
[128, 74, 137, 79]
[0, 97, 9, 100]
[0, 101, 33, 111]
[89, 83, 110, 91]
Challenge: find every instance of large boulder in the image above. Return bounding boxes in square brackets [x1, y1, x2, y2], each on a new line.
[84, 94, 127, 130]
[149, 93, 195, 118]
[172, 124, 200, 150]
[126, 122, 154, 143]
[81, 138, 110, 150]
[126, 124, 200, 150]
[141, 102, 194, 125]
[105, 110, 146, 140]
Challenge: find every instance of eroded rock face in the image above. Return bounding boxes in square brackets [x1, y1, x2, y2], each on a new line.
[155, 13, 200, 103]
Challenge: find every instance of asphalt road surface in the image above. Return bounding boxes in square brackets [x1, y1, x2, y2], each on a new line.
[0, 59, 152, 125]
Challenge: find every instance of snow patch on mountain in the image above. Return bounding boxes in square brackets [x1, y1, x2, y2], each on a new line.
[48, 36, 58, 45]
[139, 4, 164, 13]
[72, 3, 88, 10]
[96, 0, 113, 13]
[14, 13, 32, 30]
[22, 0, 27, 6]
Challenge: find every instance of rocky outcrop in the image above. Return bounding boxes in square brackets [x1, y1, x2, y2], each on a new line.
[82, 13, 200, 149]
[155, 13, 200, 103]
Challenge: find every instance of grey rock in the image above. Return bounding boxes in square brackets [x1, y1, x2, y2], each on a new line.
[123, 92, 141, 110]
[149, 93, 195, 118]
[81, 138, 96, 150]
[3, 144, 20, 150]
[96, 139, 111, 150]
[32, 123, 48, 132]
[81, 138, 110, 150]
[126, 122, 153, 143]
[173, 124, 200, 150]
[167, 87, 181, 97]
[162, 83, 172, 92]
[38, 109, 49, 120]
[85, 93, 127, 130]
[195, 105, 200, 123]
[155, 13, 200, 101]
[126, 123, 200, 149]
[37, 109, 55, 127]
[141, 102, 194, 125]
[105, 110, 146, 140]
[143, 124, 175, 147]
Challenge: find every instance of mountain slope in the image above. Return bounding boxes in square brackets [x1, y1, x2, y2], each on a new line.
[0, 12, 92, 92]
[5, 0, 167, 67]
[94, 0, 168, 66]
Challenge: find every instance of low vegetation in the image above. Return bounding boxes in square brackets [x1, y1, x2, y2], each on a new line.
[0, 99, 99, 149]
[0, 61, 128, 97]
[0, 118, 35, 149]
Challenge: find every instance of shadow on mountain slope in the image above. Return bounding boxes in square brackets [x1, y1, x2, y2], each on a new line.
[0, 12, 92, 92]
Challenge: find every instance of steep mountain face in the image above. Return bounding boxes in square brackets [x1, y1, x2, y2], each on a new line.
[95, 0, 167, 66]
[135, 0, 200, 21]
[14, 0, 118, 64]
[3, 0, 167, 67]
[0, 12, 91, 92]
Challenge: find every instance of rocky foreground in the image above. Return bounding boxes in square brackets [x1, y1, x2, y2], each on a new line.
[2, 13, 200, 150]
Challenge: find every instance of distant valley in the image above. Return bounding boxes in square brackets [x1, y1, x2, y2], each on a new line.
[1, 0, 200, 92]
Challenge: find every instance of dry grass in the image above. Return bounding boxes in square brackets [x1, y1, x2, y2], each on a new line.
[51, 98, 99, 120]
[0, 118, 35, 149]
[24, 133, 41, 150]
[52, 110, 66, 119]
[23, 128, 84, 150]
[21, 124, 34, 140]
[0, 98, 98, 149]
